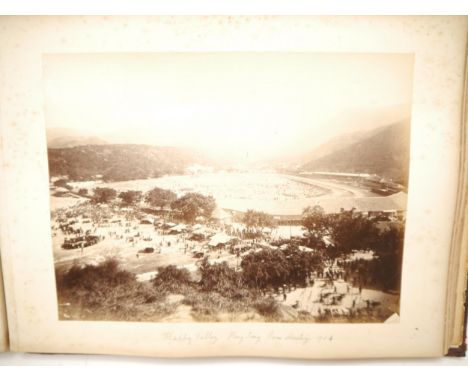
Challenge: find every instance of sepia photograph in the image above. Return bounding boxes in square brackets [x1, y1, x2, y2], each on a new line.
[44, 52, 412, 324]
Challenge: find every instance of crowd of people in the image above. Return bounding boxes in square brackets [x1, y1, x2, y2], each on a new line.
[51, 185, 401, 322]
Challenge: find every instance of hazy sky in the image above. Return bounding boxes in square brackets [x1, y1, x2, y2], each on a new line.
[43, 52, 414, 164]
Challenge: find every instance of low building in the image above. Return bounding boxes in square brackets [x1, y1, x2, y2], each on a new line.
[272, 192, 407, 223]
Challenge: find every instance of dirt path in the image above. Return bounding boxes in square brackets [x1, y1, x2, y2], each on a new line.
[284, 175, 377, 198]
[160, 304, 193, 322]
[278, 279, 399, 320]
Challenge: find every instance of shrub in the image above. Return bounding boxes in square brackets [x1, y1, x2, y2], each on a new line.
[92, 187, 117, 204]
[198, 258, 244, 298]
[170, 192, 216, 223]
[57, 258, 135, 291]
[241, 249, 291, 292]
[254, 297, 280, 320]
[53, 178, 72, 190]
[152, 265, 192, 293]
[181, 289, 261, 321]
[119, 190, 143, 205]
[55, 259, 167, 320]
[57, 280, 170, 321]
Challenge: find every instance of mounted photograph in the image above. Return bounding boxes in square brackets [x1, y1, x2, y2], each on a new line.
[44, 52, 413, 324]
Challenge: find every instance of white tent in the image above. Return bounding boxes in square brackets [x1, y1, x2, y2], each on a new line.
[208, 232, 233, 247]
[140, 216, 154, 224]
[212, 208, 231, 221]
[229, 222, 245, 231]
[192, 228, 207, 235]
[171, 223, 187, 232]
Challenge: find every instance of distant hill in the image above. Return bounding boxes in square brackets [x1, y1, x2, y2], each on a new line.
[301, 120, 410, 185]
[47, 127, 108, 148]
[301, 129, 374, 164]
[265, 105, 412, 171]
[48, 136, 108, 149]
[48, 144, 214, 182]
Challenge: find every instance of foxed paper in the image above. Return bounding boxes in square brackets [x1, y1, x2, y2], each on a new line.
[0, 16, 467, 359]
[0, 260, 8, 352]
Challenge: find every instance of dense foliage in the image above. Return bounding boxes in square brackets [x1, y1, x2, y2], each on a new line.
[57, 258, 135, 290]
[170, 192, 216, 223]
[301, 205, 404, 291]
[119, 190, 143, 205]
[198, 258, 244, 297]
[241, 210, 275, 238]
[53, 178, 72, 189]
[55, 183, 405, 322]
[152, 265, 192, 293]
[328, 209, 381, 255]
[56, 259, 174, 321]
[48, 144, 212, 181]
[145, 187, 177, 210]
[92, 187, 117, 204]
[301, 206, 330, 249]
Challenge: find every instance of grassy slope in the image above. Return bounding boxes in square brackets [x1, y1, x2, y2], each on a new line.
[302, 120, 410, 184]
[48, 144, 214, 181]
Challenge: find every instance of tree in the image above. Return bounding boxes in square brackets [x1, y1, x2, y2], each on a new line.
[170, 192, 216, 223]
[92, 187, 117, 204]
[57, 258, 135, 290]
[152, 265, 192, 293]
[119, 190, 142, 205]
[242, 210, 275, 238]
[371, 224, 404, 291]
[198, 258, 243, 297]
[257, 211, 275, 230]
[329, 209, 380, 255]
[78, 188, 88, 197]
[283, 244, 323, 287]
[145, 187, 177, 210]
[53, 178, 72, 190]
[241, 249, 291, 292]
[339, 225, 404, 293]
[301, 206, 330, 250]
[242, 210, 258, 232]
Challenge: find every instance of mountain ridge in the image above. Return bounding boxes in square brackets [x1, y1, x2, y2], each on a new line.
[301, 120, 410, 184]
[48, 144, 216, 182]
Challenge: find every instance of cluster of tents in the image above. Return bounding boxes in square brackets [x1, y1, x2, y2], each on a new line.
[138, 215, 238, 249]
[61, 235, 100, 250]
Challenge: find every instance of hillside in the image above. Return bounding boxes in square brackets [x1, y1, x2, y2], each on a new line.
[301, 120, 410, 185]
[301, 129, 376, 164]
[48, 144, 214, 182]
[47, 127, 108, 148]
